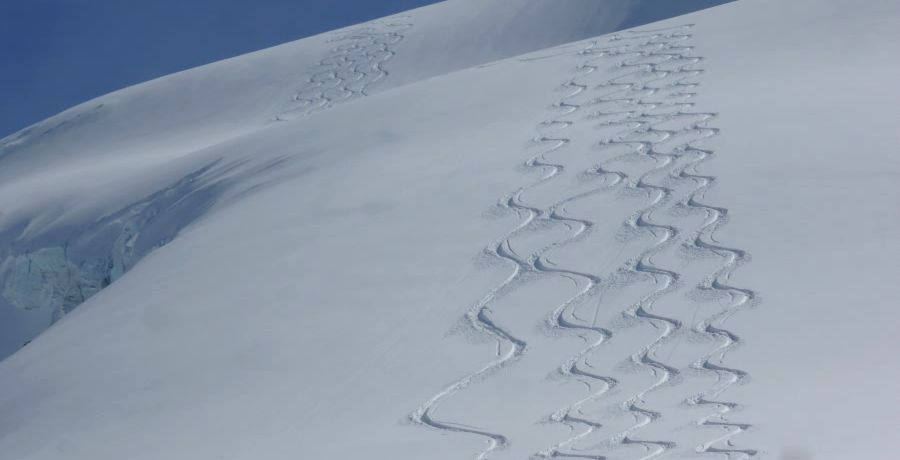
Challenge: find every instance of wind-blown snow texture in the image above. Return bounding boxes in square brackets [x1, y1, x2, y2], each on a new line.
[1, 0, 898, 459]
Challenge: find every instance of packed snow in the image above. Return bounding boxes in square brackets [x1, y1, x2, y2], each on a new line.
[0, 0, 898, 459]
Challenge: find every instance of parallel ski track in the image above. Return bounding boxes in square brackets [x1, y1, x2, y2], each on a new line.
[538, 25, 756, 459]
[679, 148, 758, 458]
[409, 40, 624, 460]
[409, 23, 755, 460]
[275, 17, 411, 121]
[598, 27, 703, 460]
[531, 26, 702, 460]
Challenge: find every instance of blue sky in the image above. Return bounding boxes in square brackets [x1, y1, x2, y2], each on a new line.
[0, 0, 440, 138]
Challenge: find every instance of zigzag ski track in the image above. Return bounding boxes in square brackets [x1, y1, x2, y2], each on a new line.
[410, 24, 758, 460]
[276, 16, 412, 121]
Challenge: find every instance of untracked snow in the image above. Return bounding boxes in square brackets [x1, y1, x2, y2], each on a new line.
[0, 1, 898, 460]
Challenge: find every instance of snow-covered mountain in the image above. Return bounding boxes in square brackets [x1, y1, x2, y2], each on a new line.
[1, 0, 898, 459]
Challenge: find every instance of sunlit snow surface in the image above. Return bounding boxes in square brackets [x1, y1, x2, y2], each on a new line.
[0, 0, 898, 459]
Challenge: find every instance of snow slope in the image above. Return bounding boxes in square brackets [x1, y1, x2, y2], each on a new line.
[0, 0, 713, 358]
[1, 0, 898, 459]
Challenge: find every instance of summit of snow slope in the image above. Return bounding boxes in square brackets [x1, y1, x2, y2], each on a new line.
[1, 1, 899, 460]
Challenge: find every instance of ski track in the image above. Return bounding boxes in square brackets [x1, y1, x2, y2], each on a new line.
[409, 39, 614, 460]
[538, 26, 758, 459]
[410, 24, 756, 460]
[274, 17, 412, 121]
[680, 152, 759, 460]
[535, 26, 701, 460]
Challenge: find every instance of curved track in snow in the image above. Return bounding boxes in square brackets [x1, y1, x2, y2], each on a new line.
[536, 26, 757, 459]
[679, 146, 758, 458]
[409, 41, 619, 460]
[275, 16, 412, 121]
[534, 26, 695, 460]
[410, 23, 756, 460]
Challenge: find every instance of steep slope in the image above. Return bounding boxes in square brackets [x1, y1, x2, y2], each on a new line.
[0, 0, 731, 359]
[0, 1, 898, 460]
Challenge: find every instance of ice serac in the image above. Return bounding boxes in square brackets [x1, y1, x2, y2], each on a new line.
[1, 1, 899, 460]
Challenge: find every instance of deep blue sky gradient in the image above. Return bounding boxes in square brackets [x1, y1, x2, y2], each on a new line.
[0, 0, 441, 137]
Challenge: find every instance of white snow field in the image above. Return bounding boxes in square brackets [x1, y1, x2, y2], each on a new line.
[0, 0, 898, 459]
